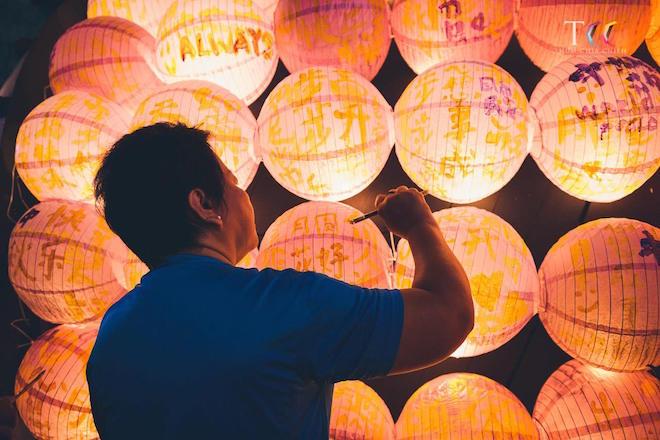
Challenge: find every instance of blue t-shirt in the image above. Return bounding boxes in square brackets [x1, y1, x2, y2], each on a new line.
[87, 253, 403, 439]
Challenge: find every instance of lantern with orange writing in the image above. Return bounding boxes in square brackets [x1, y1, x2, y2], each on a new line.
[257, 201, 392, 288]
[395, 207, 538, 357]
[538, 218, 659, 372]
[330, 381, 395, 440]
[87, 0, 173, 37]
[395, 61, 530, 203]
[156, 0, 277, 104]
[257, 67, 394, 201]
[132, 80, 260, 188]
[15, 322, 99, 440]
[237, 248, 259, 269]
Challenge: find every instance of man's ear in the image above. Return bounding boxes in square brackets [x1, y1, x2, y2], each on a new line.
[188, 188, 223, 226]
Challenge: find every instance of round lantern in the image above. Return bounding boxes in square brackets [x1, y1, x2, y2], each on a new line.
[49, 16, 162, 110]
[156, 0, 278, 105]
[15, 322, 99, 440]
[395, 207, 538, 357]
[530, 55, 660, 202]
[396, 373, 538, 439]
[257, 66, 394, 201]
[538, 218, 659, 372]
[87, 0, 173, 37]
[395, 61, 530, 203]
[257, 201, 393, 288]
[237, 247, 259, 269]
[274, 0, 391, 80]
[120, 250, 149, 291]
[330, 381, 395, 440]
[648, 1, 660, 65]
[533, 360, 660, 439]
[132, 80, 260, 188]
[15, 90, 131, 202]
[8, 200, 133, 324]
[391, 0, 515, 74]
[516, 1, 652, 72]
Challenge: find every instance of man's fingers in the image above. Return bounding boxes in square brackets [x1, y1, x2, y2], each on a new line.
[375, 194, 386, 208]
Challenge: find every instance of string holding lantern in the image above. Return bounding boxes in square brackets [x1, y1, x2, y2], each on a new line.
[533, 360, 660, 439]
[87, 0, 174, 37]
[395, 60, 530, 204]
[257, 201, 393, 288]
[330, 381, 395, 440]
[257, 66, 394, 201]
[156, 0, 278, 105]
[390, 0, 515, 74]
[274, 0, 391, 80]
[15, 90, 131, 202]
[132, 80, 260, 189]
[49, 16, 162, 111]
[15, 322, 100, 440]
[516, 1, 652, 72]
[538, 218, 659, 372]
[396, 373, 539, 439]
[395, 207, 538, 358]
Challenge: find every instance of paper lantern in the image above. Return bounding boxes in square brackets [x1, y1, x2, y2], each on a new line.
[8, 200, 133, 324]
[87, 0, 173, 37]
[120, 250, 149, 291]
[15, 322, 99, 440]
[395, 207, 538, 357]
[530, 55, 660, 202]
[533, 360, 660, 439]
[516, 1, 652, 72]
[538, 218, 659, 372]
[15, 90, 131, 202]
[396, 373, 538, 439]
[274, 0, 391, 80]
[50, 16, 162, 110]
[647, 0, 660, 65]
[257, 201, 392, 288]
[391, 0, 514, 74]
[395, 61, 530, 203]
[257, 67, 394, 201]
[330, 381, 395, 440]
[237, 248, 259, 269]
[156, 0, 278, 105]
[255, 0, 278, 18]
[132, 80, 260, 188]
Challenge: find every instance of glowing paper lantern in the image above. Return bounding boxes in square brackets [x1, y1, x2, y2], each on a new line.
[257, 67, 394, 201]
[390, 0, 514, 74]
[132, 80, 260, 188]
[120, 250, 149, 290]
[255, 0, 278, 18]
[274, 0, 391, 80]
[395, 207, 538, 357]
[530, 55, 660, 202]
[15, 322, 99, 440]
[50, 16, 162, 110]
[516, 1, 652, 72]
[538, 218, 659, 372]
[156, 0, 278, 104]
[87, 0, 173, 37]
[257, 201, 392, 288]
[237, 248, 259, 269]
[396, 373, 538, 439]
[330, 381, 395, 440]
[647, 0, 660, 65]
[15, 90, 131, 202]
[533, 360, 660, 439]
[395, 61, 530, 203]
[8, 200, 133, 324]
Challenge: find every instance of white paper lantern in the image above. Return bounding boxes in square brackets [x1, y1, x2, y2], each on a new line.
[87, 0, 174, 37]
[330, 381, 395, 440]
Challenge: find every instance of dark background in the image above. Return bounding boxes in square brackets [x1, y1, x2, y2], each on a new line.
[0, 0, 658, 428]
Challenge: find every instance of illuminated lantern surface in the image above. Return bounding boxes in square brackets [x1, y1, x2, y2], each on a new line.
[396, 373, 538, 439]
[132, 80, 260, 188]
[516, 1, 652, 72]
[156, 0, 278, 104]
[257, 67, 394, 201]
[255, 0, 278, 18]
[395, 207, 538, 357]
[395, 61, 530, 203]
[330, 381, 395, 440]
[8, 200, 132, 324]
[120, 250, 149, 291]
[648, 0, 660, 65]
[274, 0, 391, 80]
[15, 322, 99, 440]
[257, 201, 392, 288]
[391, 0, 515, 74]
[15, 90, 130, 202]
[49, 16, 162, 110]
[237, 248, 259, 269]
[533, 360, 660, 439]
[530, 55, 660, 202]
[538, 218, 659, 372]
[87, 0, 173, 37]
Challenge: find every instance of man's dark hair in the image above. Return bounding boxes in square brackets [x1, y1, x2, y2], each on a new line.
[94, 122, 226, 267]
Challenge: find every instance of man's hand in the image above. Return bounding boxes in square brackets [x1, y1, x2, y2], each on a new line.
[374, 186, 436, 238]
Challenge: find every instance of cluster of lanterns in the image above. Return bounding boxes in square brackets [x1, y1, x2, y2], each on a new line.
[7, 0, 659, 439]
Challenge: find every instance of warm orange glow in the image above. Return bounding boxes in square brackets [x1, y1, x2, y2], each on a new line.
[237, 248, 259, 269]
[87, 0, 173, 37]
[648, 1, 660, 65]
[330, 381, 395, 440]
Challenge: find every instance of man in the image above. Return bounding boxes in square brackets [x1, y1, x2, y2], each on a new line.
[87, 122, 473, 438]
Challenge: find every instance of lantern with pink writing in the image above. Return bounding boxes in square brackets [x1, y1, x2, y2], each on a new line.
[330, 381, 395, 440]
[87, 0, 173, 37]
